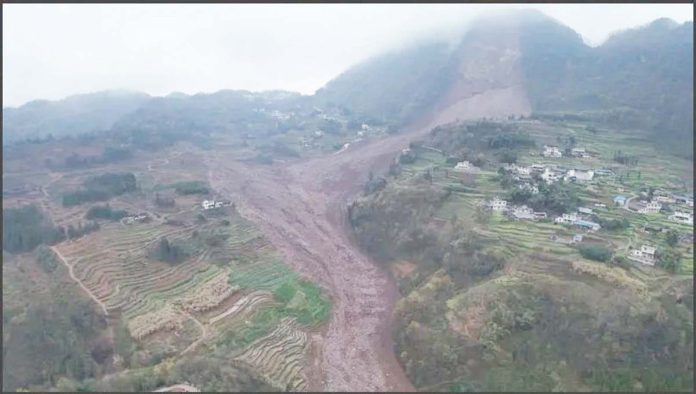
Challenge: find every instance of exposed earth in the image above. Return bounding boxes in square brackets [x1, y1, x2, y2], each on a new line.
[206, 81, 530, 390]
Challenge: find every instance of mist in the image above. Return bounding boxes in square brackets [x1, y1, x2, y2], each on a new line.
[3, 3, 692, 107]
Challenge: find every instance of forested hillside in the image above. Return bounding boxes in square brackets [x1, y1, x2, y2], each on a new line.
[2, 90, 151, 144]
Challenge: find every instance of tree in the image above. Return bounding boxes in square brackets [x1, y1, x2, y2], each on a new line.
[665, 230, 679, 247]
[579, 244, 613, 262]
[657, 248, 681, 273]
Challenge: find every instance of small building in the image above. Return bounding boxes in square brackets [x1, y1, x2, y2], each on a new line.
[613, 195, 627, 206]
[541, 167, 562, 184]
[573, 219, 601, 232]
[571, 147, 590, 158]
[530, 163, 546, 172]
[578, 207, 593, 215]
[543, 145, 563, 158]
[487, 197, 508, 212]
[669, 211, 693, 225]
[555, 212, 579, 224]
[454, 161, 480, 174]
[654, 195, 676, 204]
[533, 211, 548, 219]
[510, 205, 535, 220]
[572, 234, 584, 243]
[594, 203, 607, 208]
[672, 195, 694, 207]
[564, 168, 594, 182]
[517, 183, 539, 194]
[202, 200, 215, 210]
[638, 201, 662, 214]
[629, 245, 657, 266]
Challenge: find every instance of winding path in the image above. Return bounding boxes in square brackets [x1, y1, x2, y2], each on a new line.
[51, 245, 109, 316]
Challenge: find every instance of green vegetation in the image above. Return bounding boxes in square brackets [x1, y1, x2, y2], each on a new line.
[2, 255, 109, 391]
[85, 204, 130, 221]
[62, 172, 137, 206]
[150, 237, 189, 264]
[171, 180, 209, 195]
[34, 244, 59, 273]
[578, 244, 613, 262]
[273, 279, 331, 326]
[351, 118, 693, 392]
[2, 205, 66, 253]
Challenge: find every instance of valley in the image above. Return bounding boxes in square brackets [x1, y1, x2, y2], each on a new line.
[3, 8, 693, 393]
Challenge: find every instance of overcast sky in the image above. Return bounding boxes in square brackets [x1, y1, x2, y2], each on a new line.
[3, 3, 693, 107]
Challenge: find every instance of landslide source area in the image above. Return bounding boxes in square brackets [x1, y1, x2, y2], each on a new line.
[206, 21, 531, 391]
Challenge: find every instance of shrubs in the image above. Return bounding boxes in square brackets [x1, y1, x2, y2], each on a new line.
[2, 205, 66, 253]
[151, 237, 189, 264]
[578, 244, 613, 262]
[63, 172, 137, 206]
[35, 244, 59, 273]
[172, 181, 209, 195]
[85, 205, 129, 221]
[272, 280, 330, 326]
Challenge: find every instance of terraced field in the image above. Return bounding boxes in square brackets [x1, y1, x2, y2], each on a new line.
[233, 318, 310, 391]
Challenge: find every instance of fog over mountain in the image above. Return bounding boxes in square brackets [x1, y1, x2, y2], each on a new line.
[3, 4, 692, 107]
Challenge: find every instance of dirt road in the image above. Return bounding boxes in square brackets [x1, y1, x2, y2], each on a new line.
[51, 245, 110, 316]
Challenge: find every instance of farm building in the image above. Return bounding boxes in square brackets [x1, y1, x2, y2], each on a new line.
[510, 205, 535, 220]
[453, 161, 480, 174]
[202, 199, 232, 210]
[572, 219, 601, 232]
[613, 195, 627, 206]
[554, 212, 579, 224]
[629, 245, 657, 266]
[487, 197, 508, 212]
[542, 145, 563, 158]
[564, 168, 594, 182]
[672, 195, 694, 207]
[669, 211, 693, 225]
[654, 195, 676, 204]
[570, 147, 590, 158]
[638, 201, 662, 214]
[578, 207, 593, 215]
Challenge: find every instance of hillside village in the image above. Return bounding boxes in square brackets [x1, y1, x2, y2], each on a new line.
[480, 148, 693, 268]
[391, 118, 694, 274]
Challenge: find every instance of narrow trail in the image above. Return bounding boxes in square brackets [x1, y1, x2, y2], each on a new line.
[180, 310, 207, 356]
[51, 245, 109, 316]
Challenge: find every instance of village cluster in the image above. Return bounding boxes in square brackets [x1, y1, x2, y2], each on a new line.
[450, 143, 694, 268]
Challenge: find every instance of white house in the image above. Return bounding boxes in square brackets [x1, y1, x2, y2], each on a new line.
[543, 145, 563, 158]
[511, 205, 535, 220]
[629, 245, 657, 266]
[555, 212, 579, 224]
[487, 197, 508, 212]
[669, 211, 694, 225]
[517, 183, 539, 194]
[638, 201, 662, 214]
[202, 200, 215, 210]
[564, 169, 594, 182]
[541, 167, 562, 184]
[594, 203, 607, 208]
[454, 161, 480, 173]
[504, 164, 531, 176]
